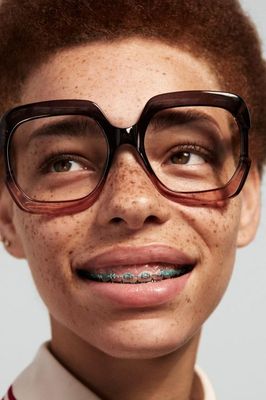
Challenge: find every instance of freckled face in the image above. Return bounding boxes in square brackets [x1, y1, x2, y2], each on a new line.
[13, 39, 243, 358]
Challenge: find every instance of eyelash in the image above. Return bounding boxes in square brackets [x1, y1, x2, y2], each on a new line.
[166, 142, 215, 163]
[38, 151, 89, 173]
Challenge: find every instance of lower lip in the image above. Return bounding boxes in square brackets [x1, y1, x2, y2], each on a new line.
[77, 271, 193, 308]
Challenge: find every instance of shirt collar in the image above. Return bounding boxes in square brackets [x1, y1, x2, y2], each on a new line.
[13, 344, 100, 400]
[195, 366, 216, 400]
[12, 343, 216, 400]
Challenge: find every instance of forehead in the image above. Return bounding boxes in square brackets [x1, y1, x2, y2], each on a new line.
[21, 38, 220, 126]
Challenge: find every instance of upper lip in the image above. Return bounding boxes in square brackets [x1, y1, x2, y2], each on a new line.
[74, 244, 197, 272]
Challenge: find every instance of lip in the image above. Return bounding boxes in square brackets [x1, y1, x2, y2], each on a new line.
[74, 244, 196, 271]
[73, 244, 196, 308]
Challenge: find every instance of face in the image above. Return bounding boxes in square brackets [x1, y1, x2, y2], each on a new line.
[0, 38, 260, 359]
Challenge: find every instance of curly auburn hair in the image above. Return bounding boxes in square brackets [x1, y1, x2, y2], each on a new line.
[0, 0, 265, 180]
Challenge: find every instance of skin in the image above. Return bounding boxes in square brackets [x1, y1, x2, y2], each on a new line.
[0, 38, 261, 400]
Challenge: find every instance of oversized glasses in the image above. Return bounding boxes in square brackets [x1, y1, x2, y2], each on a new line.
[0, 91, 251, 215]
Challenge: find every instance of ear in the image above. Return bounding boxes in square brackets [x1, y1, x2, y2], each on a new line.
[237, 165, 261, 248]
[0, 186, 26, 258]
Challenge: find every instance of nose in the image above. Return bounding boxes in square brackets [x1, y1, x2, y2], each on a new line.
[95, 146, 170, 230]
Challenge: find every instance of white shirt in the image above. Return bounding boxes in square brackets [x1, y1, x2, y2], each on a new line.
[3, 344, 216, 400]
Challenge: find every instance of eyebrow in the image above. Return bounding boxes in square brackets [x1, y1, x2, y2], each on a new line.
[26, 117, 101, 145]
[149, 109, 222, 134]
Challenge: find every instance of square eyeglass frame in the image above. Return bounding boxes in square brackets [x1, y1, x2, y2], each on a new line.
[0, 90, 251, 215]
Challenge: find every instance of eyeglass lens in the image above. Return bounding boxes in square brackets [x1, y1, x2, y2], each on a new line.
[9, 106, 240, 202]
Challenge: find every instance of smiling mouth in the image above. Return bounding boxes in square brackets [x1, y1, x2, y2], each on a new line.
[76, 263, 194, 284]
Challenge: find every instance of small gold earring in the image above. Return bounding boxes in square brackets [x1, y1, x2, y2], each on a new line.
[4, 239, 11, 247]
[0, 235, 11, 247]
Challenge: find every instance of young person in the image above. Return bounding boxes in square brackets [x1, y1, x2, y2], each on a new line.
[0, 1, 265, 399]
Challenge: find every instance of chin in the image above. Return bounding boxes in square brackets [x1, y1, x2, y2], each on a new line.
[89, 319, 199, 360]
[102, 344, 184, 360]
[98, 335, 195, 360]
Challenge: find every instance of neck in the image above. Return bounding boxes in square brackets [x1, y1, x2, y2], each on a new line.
[50, 319, 203, 400]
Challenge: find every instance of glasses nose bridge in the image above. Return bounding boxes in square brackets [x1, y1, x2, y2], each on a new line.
[114, 124, 139, 149]
[108, 123, 149, 181]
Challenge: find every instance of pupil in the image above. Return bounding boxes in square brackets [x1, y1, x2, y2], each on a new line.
[171, 152, 190, 164]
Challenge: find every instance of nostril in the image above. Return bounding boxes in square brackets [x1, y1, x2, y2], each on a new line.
[145, 215, 159, 224]
[111, 217, 124, 224]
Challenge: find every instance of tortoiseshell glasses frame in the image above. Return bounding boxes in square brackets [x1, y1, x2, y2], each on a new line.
[0, 90, 251, 215]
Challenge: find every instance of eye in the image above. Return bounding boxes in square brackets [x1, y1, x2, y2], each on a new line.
[51, 158, 85, 173]
[167, 143, 210, 166]
[170, 150, 206, 165]
[40, 154, 94, 174]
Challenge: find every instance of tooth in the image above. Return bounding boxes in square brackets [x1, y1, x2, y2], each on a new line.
[169, 269, 179, 277]
[108, 273, 117, 282]
[101, 273, 112, 282]
[122, 272, 135, 283]
[137, 271, 151, 283]
[151, 273, 163, 281]
[113, 274, 123, 283]
[159, 269, 178, 279]
[97, 273, 105, 281]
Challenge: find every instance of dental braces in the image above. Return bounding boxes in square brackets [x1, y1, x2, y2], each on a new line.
[87, 267, 189, 284]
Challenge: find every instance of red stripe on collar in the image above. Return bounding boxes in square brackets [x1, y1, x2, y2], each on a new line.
[7, 387, 17, 400]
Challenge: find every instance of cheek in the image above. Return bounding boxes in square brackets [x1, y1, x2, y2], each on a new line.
[183, 198, 242, 256]
[12, 210, 89, 302]
[183, 199, 242, 310]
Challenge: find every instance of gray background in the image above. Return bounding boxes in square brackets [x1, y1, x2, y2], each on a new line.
[0, 1, 265, 398]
